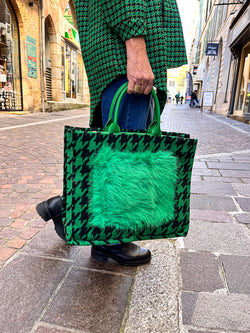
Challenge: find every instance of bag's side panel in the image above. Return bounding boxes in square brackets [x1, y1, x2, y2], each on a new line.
[63, 127, 74, 241]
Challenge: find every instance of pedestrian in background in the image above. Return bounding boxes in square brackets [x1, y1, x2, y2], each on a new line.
[36, 0, 187, 266]
[175, 92, 180, 104]
[191, 90, 199, 107]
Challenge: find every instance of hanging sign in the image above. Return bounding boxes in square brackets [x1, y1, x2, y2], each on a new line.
[27, 35, 37, 78]
[206, 43, 219, 56]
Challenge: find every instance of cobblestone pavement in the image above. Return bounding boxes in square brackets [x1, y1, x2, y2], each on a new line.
[0, 104, 249, 333]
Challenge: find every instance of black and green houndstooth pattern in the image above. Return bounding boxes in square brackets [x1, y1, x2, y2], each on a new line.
[73, 0, 187, 126]
[63, 126, 197, 246]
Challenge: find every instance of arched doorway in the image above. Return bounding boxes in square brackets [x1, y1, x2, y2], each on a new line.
[0, 0, 22, 111]
[44, 15, 56, 101]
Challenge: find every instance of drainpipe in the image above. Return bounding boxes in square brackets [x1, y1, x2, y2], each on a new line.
[39, 0, 45, 112]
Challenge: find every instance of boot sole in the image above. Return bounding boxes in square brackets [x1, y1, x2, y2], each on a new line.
[91, 247, 151, 266]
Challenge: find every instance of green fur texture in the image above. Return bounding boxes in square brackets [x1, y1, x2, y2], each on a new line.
[88, 145, 177, 231]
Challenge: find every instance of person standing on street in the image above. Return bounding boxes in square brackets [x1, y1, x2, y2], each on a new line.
[175, 92, 180, 104]
[191, 90, 199, 107]
[36, 0, 187, 266]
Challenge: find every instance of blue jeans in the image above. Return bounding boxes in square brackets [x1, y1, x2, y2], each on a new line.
[101, 76, 154, 130]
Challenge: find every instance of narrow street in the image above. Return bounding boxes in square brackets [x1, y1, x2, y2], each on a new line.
[0, 104, 249, 333]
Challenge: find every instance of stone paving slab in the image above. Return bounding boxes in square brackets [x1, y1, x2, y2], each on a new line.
[41, 268, 132, 333]
[124, 240, 179, 333]
[202, 176, 243, 183]
[219, 169, 250, 178]
[191, 181, 237, 196]
[221, 255, 250, 294]
[22, 222, 81, 260]
[183, 221, 250, 255]
[233, 154, 250, 161]
[234, 213, 250, 224]
[235, 197, 250, 212]
[0, 254, 71, 333]
[233, 183, 250, 196]
[182, 292, 250, 332]
[242, 178, 250, 184]
[207, 161, 250, 170]
[190, 194, 237, 211]
[180, 251, 224, 292]
[190, 209, 233, 223]
[192, 168, 221, 177]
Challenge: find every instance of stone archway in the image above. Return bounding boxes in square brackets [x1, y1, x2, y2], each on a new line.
[44, 15, 57, 101]
[44, 14, 62, 102]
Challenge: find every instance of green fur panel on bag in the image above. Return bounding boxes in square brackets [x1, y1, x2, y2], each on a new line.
[87, 145, 177, 231]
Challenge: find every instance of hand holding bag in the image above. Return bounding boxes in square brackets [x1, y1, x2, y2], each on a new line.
[63, 83, 197, 245]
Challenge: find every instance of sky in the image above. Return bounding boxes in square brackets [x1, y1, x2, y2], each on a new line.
[176, 0, 199, 53]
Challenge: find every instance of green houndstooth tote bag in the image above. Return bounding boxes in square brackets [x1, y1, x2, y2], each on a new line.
[62, 83, 197, 245]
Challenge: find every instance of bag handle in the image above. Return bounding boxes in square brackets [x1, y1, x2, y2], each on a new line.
[104, 82, 162, 136]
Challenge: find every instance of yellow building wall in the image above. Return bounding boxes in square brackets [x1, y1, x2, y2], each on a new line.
[8, 0, 89, 112]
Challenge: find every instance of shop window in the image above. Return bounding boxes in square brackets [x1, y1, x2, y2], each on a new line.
[0, 0, 22, 111]
[65, 43, 77, 99]
[235, 44, 250, 114]
[77, 52, 82, 94]
[61, 42, 65, 93]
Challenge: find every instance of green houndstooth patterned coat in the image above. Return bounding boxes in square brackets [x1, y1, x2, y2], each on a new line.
[74, 0, 187, 126]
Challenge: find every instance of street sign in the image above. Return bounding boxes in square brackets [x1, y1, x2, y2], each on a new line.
[206, 43, 219, 56]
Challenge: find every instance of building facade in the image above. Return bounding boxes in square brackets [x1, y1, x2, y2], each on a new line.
[189, 0, 250, 122]
[0, 0, 89, 113]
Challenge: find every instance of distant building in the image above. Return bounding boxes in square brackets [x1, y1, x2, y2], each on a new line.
[0, 0, 89, 113]
[189, 0, 250, 122]
[167, 65, 188, 102]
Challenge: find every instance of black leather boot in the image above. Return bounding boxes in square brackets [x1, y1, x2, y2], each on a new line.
[91, 243, 151, 266]
[36, 196, 66, 241]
